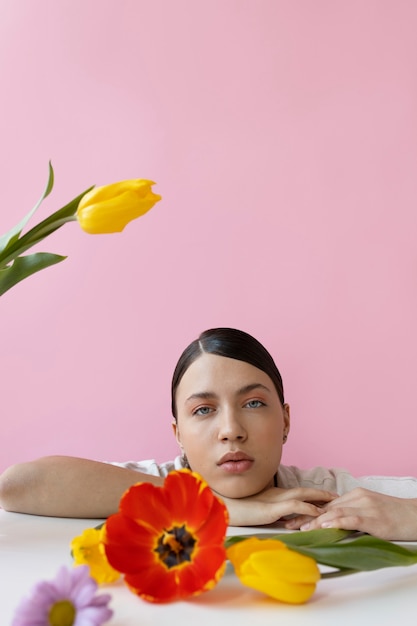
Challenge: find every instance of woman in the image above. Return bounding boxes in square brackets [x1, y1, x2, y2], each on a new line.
[0, 328, 416, 540]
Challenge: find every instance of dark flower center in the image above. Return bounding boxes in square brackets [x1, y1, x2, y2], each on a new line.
[48, 600, 76, 626]
[155, 524, 197, 569]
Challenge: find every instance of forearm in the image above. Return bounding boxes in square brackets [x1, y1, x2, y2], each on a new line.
[0, 455, 163, 518]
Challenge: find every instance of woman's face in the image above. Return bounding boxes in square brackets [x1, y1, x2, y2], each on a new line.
[173, 353, 290, 499]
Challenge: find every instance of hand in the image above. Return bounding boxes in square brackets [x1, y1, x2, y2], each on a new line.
[217, 486, 337, 527]
[284, 488, 417, 541]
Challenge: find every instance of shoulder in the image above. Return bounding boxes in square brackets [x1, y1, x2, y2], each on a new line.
[277, 464, 353, 491]
[278, 465, 417, 496]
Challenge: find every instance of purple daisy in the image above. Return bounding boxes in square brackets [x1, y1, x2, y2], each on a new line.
[12, 565, 113, 626]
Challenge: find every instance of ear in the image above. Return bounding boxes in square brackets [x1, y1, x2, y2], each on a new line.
[172, 421, 182, 447]
[283, 403, 290, 438]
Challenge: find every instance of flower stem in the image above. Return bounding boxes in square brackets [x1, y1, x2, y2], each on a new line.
[320, 568, 360, 579]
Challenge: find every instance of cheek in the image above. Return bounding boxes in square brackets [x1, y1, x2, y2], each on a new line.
[178, 421, 215, 456]
[250, 415, 283, 438]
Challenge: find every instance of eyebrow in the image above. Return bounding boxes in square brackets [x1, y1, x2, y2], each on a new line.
[185, 383, 272, 404]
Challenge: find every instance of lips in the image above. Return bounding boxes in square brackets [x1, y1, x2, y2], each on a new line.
[217, 451, 254, 474]
[218, 451, 253, 464]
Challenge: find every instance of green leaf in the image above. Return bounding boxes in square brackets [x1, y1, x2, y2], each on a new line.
[225, 528, 352, 550]
[0, 162, 54, 255]
[0, 252, 67, 297]
[290, 535, 417, 572]
[274, 528, 354, 547]
[0, 186, 93, 270]
[17, 185, 94, 247]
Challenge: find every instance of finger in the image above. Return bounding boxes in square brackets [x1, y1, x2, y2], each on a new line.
[276, 488, 338, 504]
[283, 514, 315, 530]
[245, 501, 326, 526]
[300, 508, 364, 532]
[272, 500, 325, 521]
[322, 488, 372, 509]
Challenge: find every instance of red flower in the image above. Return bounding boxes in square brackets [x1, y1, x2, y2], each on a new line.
[102, 470, 229, 603]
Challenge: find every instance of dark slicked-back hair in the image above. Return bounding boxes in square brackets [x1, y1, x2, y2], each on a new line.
[171, 327, 285, 419]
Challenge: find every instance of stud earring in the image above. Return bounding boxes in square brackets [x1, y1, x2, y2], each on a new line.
[283, 434, 288, 443]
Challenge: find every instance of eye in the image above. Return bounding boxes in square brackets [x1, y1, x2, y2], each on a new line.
[244, 399, 265, 409]
[193, 406, 213, 416]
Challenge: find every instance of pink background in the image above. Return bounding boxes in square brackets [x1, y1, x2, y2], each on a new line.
[1, 1, 416, 477]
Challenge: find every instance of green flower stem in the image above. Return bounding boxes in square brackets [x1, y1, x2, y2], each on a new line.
[320, 568, 361, 579]
[0, 189, 92, 270]
[0, 162, 55, 256]
[0, 161, 94, 297]
[0, 216, 76, 269]
[225, 528, 353, 550]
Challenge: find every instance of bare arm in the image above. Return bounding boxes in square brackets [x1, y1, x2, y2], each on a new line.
[0, 456, 164, 518]
[0, 456, 336, 525]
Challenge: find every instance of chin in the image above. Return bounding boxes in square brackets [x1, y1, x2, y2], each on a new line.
[212, 477, 264, 500]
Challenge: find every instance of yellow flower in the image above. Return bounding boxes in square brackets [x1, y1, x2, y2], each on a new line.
[71, 526, 120, 584]
[76, 179, 161, 234]
[0, 164, 162, 296]
[227, 537, 320, 604]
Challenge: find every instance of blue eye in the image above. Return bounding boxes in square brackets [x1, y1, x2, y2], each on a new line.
[245, 400, 265, 409]
[193, 406, 212, 416]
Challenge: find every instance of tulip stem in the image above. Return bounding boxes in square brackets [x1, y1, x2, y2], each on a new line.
[0, 216, 76, 269]
[0, 187, 92, 269]
[320, 568, 359, 579]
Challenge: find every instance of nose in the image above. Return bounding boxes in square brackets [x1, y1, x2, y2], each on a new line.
[217, 407, 247, 442]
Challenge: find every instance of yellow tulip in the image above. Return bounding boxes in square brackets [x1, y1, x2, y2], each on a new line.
[71, 526, 120, 584]
[227, 537, 320, 604]
[76, 179, 161, 234]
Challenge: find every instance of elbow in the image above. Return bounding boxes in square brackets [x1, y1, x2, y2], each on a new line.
[0, 466, 18, 511]
[0, 463, 35, 513]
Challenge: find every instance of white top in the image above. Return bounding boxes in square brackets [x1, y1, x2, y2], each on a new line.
[111, 457, 417, 498]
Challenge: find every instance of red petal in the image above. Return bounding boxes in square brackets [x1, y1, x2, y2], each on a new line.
[104, 514, 160, 574]
[105, 543, 158, 574]
[125, 568, 178, 603]
[124, 547, 226, 603]
[163, 472, 202, 517]
[192, 546, 227, 583]
[120, 483, 173, 529]
[105, 512, 155, 546]
[163, 472, 226, 532]
[194, 495, 229, 544]
[176, 547, 226, 596]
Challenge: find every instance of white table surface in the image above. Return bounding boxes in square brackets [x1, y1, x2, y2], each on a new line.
[1, 508, 417, 625]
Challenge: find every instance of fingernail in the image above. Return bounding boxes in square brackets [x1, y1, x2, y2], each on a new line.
[300, 522, 310, 531]
[321, 522, 333, 529]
